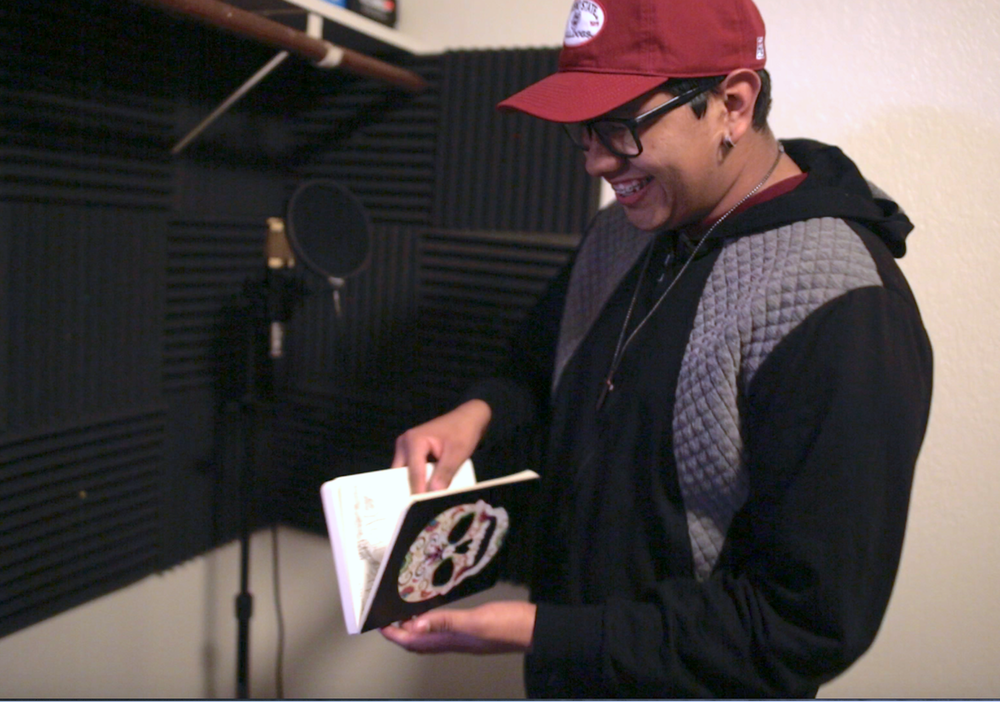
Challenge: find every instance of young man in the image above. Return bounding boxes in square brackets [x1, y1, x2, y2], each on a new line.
[381, 0, 933, 696]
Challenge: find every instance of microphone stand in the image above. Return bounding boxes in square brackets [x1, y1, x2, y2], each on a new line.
[233, 225, 302, 699]
[233, 271, 270, 701]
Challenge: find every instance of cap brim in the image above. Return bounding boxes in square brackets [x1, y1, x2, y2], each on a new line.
[497, 71, 669, 123]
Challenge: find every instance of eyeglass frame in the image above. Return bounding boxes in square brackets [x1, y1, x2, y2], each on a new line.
[562, 76, 725, 159]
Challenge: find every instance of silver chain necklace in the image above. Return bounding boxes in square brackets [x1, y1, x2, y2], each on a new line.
[596, 144, 785, 411]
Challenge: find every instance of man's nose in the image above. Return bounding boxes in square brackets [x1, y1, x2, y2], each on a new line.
[584, 139, 626, 178]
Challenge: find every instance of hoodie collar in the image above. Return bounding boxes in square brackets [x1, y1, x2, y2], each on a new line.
[707, 139, 914, 258]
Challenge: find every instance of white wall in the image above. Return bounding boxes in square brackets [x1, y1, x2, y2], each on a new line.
[760, 2, 1000, 697]
[0, 527, 530, 698]
[2, 0, 999, 698]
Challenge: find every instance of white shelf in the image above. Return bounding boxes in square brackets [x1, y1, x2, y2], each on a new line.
[276, 0, 433, 55]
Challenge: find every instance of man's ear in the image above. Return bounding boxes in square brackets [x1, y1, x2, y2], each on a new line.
[719, 69, 762, 144]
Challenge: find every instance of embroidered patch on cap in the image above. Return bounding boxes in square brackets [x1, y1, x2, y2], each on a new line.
[564, 0, 606, 47]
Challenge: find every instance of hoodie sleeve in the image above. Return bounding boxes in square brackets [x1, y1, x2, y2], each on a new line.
[527, 261, 933, 697]
[459, 258, 570, 456]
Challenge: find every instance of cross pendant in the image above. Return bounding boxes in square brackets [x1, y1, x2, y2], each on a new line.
[597, 378, 614, 411]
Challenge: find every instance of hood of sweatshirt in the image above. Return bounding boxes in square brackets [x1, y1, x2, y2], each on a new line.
[710, 139, 914, 258]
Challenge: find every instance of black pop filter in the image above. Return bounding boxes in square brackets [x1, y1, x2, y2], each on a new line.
[286, 180, 372, 284]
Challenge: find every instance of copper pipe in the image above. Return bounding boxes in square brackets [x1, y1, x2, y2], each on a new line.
[136, 0, 427, 93]
[338, 47, 427, 93]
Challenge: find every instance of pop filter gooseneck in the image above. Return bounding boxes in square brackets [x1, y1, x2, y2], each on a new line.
[285, 180, 373, 316]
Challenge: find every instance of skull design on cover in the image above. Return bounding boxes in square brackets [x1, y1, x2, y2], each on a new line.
[397, 500, 509, 602]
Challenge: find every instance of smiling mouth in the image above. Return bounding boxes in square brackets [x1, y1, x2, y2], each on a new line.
[611, 177, 653, 197]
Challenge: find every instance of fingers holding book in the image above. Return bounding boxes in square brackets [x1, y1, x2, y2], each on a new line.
[392, 399, 493, 493]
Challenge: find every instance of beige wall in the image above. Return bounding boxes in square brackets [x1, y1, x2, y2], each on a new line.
[0, 528, 529, 698]
[2, 0, 999, 697]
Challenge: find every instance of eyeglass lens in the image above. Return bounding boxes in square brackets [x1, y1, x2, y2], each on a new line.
[564, 121, 638, 158]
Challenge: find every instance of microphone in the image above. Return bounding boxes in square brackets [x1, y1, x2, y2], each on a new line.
[265, 217, 295, 359]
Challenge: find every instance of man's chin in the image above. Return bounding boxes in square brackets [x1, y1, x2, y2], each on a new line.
[622, 206, 670, 233]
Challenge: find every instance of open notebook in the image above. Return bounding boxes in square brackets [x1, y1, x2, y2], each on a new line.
[320, 460, 539, 633]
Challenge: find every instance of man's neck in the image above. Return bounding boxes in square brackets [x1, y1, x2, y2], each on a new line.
[711, 133, 800, 222]
[680, 133, 799, 238]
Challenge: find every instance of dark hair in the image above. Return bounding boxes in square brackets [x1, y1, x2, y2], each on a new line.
[664, 69, 771, 131]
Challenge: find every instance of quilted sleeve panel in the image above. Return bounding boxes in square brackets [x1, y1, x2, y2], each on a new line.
[673, 218, 882, 580]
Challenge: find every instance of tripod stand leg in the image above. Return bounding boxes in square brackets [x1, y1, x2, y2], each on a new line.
[236, 551, 253, 698]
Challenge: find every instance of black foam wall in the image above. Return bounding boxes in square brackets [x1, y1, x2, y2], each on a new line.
[0, 0, 598, 637]
[1, 0, 176, 635]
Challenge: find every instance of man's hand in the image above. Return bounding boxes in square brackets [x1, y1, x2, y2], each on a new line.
[392, 399, 492, 493]
[380, 601, 535, 654]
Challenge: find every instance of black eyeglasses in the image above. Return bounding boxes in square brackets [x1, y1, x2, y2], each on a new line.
[563, 77, 724, 158]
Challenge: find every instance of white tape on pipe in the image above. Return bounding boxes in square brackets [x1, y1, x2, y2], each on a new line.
[316, 43, 345, 69]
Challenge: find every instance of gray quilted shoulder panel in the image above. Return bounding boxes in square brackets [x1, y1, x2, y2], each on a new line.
[554, 205, 654, 392]
[552, 205, 656, 392]
[674, 217, 883, 580]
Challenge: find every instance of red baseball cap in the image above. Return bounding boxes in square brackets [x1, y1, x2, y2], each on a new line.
[497, 0, 767, 123]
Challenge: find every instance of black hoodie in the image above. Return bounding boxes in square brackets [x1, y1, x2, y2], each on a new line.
[468, 140, 933, 698]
